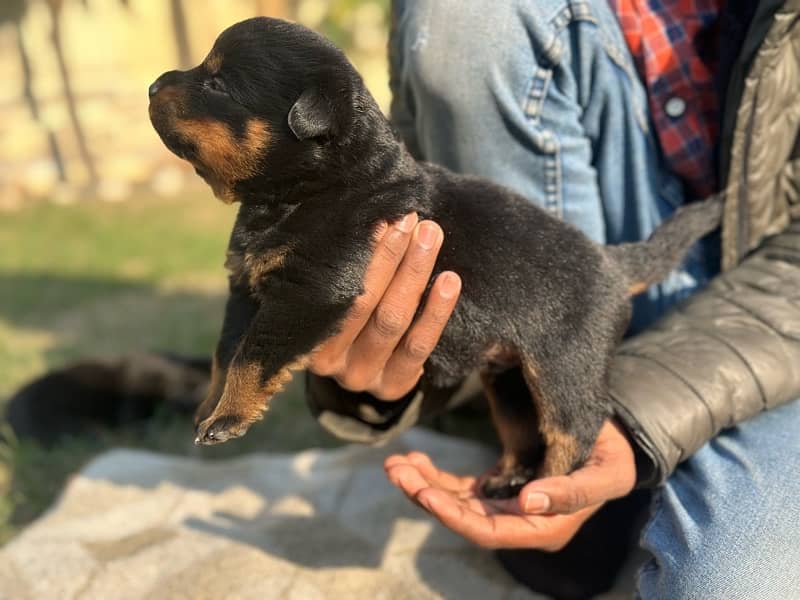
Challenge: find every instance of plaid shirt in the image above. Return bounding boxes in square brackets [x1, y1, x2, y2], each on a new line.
[609, 0, 722, 198]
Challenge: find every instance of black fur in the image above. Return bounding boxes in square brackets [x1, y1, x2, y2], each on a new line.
[4, 354, 209, 446]
[148, 17, 722, 497]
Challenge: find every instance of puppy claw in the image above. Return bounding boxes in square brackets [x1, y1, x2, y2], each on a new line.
[194, 414, 251, 446]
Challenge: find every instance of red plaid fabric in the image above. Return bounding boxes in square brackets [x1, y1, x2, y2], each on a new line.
[609, 0, 722, 198]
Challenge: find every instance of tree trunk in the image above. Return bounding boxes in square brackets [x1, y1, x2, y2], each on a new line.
[15, 21, 66, 182]
[169, 0, 192, 69]
[46, 0, 98, 187]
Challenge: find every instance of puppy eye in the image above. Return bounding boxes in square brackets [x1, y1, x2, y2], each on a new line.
[205, 76, 228, 95]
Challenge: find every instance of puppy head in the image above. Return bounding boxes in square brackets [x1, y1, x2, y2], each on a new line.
[148, 17, 364, 203]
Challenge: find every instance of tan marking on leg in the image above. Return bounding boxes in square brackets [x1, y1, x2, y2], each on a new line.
[538, 429, 580, 478]
[214, 355, 310, 425]
[481, 342, 520, 371]
[194, 354, 227, 425]
[481, 370, 536, 467]
[519, 355, 580, 478]
[627, 281, 649, 296]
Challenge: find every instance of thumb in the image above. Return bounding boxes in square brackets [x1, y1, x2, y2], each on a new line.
[519, 461, 635, 515]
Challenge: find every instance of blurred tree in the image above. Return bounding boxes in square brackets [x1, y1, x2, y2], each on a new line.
[170, 0, 192, 69]
[0, 0, 25, 24]
[45, 0, 98, 187]
[1, 0, 66, 182]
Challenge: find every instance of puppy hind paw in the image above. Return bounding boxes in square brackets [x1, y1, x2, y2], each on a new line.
[480, 468, 537, 500]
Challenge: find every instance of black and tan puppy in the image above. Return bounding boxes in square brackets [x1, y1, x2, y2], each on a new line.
[148, 17, 721, 498]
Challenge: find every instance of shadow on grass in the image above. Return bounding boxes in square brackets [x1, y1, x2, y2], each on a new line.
[0, 272, 225, 389]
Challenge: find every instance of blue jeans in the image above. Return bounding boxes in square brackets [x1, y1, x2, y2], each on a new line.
[391, 0, 800, 597]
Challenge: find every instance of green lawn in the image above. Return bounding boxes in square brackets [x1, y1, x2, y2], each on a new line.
[0, 191, 345, 544]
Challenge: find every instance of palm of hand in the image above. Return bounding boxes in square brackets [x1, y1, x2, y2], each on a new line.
[384, 420, 636, 550]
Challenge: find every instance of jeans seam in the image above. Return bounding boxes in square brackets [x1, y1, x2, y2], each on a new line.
[521, 65, 562, 216]
[523, 67, 551, 126]
[545, 133, 562, 215]
[555, 0, 651, 134]
[549, 1, 598, 33]
[636, 489, 666, 588]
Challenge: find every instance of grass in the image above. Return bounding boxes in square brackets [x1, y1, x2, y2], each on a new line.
[0, 190, 346, 544]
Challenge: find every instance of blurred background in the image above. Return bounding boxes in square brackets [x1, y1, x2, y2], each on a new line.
[0, 0, 398, 543]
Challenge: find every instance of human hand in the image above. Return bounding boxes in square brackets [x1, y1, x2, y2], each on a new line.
[309, 213, 461, 401]
[384, 420, 636, 550]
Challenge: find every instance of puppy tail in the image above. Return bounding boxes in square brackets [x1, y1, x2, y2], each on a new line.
[606, 194, 723, 296]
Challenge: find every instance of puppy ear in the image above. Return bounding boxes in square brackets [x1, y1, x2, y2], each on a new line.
[287, 87, 336, 140]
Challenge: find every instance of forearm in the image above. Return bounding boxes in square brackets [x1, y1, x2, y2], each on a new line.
[610, 220, 800, 486]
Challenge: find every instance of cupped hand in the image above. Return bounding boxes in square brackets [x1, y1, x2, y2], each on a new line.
[309, 213, 461, 400]
[384, 420, 637, 550]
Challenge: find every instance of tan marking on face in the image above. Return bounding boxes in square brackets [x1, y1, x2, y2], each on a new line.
[219, 355, 310, 425]
[173, 118, 271, 203]
[149, 84, 186, 110]
[519, 355, 581, 478]
[205, 51, 223, 74]
[627, 281, 649, 296]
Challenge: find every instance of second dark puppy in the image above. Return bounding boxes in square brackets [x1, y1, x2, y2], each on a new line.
[148, 17, 721, 498]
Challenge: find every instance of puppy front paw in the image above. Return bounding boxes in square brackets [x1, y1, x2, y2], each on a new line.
[194, 413, 252, 446]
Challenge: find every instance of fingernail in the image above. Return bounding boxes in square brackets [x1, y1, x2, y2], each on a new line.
[524, 492, 551, 514]
[417, 222, 439, 250]
[439, 272, 460, 299]
[395, 213, 417, 234]
[373, 221, 389, 242]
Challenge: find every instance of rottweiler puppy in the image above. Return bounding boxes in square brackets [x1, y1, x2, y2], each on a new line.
[148, 17, 721, 498]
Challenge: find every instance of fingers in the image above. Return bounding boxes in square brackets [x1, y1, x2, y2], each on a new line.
[385, 452, 476, 494]
[384, 455, 431, 503]
[519, 421, 637, 515]
[344, 221, 444, 393]
[405, 451, 475, 493]
[309, 215, 455, 402]
[417, 488, 600, 551]
[310, 213, 418, 375]
[375, 271, 461, 399]
[384, 453, 603, 551]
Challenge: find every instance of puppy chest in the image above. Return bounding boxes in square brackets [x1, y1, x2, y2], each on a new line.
[225, 245, 292, 290]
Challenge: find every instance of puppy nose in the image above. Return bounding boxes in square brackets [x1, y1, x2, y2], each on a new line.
[148, 79, 162, 99]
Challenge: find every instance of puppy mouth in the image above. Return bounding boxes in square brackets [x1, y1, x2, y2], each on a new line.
[158, 130, 197, 163]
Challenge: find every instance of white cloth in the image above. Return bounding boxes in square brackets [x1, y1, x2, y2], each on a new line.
[0, 429, 549, 600]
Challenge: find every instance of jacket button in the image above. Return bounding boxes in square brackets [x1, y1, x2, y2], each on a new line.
[665, 96, 686, 118]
